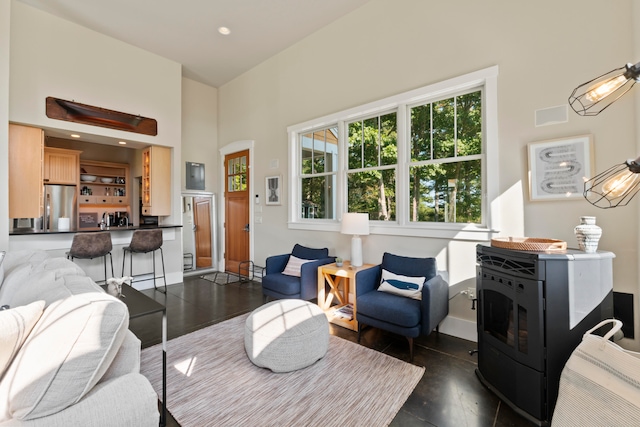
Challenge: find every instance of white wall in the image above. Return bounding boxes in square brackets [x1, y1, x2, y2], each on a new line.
[181, 78, 218, 193]
[0, 0, 11, 251]
[5, 1, 184, 284]
[218, 0, 639, 345]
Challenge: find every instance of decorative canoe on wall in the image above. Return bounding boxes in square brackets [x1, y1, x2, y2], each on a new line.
[45, 97, 158, 136]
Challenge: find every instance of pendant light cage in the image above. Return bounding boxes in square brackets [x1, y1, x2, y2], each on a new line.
[569, 63, 640, 116]
[583, 159, 640, 208]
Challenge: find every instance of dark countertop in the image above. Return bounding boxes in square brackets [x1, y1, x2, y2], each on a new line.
[9, 224, 182, 236]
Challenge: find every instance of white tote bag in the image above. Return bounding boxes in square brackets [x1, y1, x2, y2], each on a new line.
[552, 319, 640, 426]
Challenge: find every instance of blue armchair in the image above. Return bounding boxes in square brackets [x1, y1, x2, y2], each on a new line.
[262, 244, 335, 302]
[355, 252, 449, 362]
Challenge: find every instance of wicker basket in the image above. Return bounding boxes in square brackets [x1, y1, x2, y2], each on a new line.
[491, 237, 567, 252]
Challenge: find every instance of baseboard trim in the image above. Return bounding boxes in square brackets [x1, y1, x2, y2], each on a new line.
[439, 315, 478, 343]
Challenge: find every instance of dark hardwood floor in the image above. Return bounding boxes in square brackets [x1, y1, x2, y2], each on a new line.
[130, 275, 535, 427]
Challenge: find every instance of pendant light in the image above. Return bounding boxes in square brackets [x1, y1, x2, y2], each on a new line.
[583, 156, 640, 208]
[568, 61, 640, 116]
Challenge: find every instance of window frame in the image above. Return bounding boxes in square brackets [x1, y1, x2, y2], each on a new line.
[287, 66, 500, 241]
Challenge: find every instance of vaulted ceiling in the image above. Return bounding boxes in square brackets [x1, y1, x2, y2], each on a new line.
[18, 0, 371, 88]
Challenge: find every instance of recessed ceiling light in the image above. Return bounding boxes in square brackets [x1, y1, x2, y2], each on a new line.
[118, 141, 127, 145]
[218, 26, 231, 35]
[70, 134, 81, 138]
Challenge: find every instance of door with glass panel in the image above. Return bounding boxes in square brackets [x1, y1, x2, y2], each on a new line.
[224, 150, 249, 275]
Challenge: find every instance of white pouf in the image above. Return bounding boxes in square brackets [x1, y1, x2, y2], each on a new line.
[244, 299, 329, 373]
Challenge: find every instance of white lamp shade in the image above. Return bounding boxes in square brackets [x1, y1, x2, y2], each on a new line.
[340, 213, 370, 236]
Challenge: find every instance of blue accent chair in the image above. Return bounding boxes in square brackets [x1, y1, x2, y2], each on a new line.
[355, 252, 449, 362]
[262, 244, 335, 302]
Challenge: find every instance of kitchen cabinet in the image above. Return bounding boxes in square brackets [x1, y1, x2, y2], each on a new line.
[44, 147, 82, 185]
[79, 160, 131, 218]
[142, 146, 171, 216]
[9, 123, 43, 218]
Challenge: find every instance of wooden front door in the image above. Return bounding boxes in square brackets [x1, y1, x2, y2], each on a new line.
[193, 196, 212, 268]
[224, 150, 250, 275]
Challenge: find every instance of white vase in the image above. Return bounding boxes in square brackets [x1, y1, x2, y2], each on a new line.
[574, 216, 602, 253]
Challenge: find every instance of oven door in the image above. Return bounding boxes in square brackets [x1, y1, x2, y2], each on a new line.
[478, 270, 544, 371]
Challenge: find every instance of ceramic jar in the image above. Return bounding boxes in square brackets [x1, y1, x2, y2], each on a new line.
[574, 216, 602, 253]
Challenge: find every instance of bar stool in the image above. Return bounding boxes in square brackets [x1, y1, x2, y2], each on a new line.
[66, 231, 114, 283]
[122, 228, 166, 293]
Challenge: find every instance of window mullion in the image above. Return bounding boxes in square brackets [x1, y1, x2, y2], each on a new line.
[396, 104, 408, 226]
[430, 103, 434, 160]
[337, 120, 347, 216]
[454, 96, 458, 157]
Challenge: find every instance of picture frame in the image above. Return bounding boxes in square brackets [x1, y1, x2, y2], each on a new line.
[265, 175, 281, 205]
[528, 134, 594, 201]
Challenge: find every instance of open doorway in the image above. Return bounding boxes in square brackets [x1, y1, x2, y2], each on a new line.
[182, 191, 217, 276]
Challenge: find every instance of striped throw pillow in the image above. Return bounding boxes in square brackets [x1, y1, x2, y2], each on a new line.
[282, 255, 313, 277]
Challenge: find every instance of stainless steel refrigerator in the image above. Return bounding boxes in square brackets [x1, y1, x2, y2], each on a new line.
[43, 184, 77, 231]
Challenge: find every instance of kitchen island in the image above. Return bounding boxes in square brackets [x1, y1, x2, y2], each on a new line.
[9, 223, 182, 235]
[8, 224, 183, 289]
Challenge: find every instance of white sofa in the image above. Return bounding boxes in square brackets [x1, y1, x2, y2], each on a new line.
[0, 250, 159, 426]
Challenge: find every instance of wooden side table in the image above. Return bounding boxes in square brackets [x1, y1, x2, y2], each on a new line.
[317, 261, 376, 331]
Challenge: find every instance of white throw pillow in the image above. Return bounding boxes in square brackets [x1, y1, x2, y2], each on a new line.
[282, 255, 313, 277]
[0, 300, 45, 378]
[0, 291, 129, 422]
[378, 269, 425, 300]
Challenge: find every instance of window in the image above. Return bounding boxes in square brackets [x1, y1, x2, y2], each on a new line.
[300, 127, 338, 219]
[288, 66, 499, 240]
[408, 91, 482, 224]
[348, 112, 397, 221]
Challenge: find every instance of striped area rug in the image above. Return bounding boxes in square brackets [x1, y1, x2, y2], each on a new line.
[140, 313, 424, 427]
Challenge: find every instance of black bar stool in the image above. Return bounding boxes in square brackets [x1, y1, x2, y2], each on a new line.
[66, 231, 114, 283]
[122, 228, 167, 293]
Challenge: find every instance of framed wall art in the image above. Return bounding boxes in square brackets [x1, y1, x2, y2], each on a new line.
[528, 134, 594, 201]
[265, 175, 281, 205]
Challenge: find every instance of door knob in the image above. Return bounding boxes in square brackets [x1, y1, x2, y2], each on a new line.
[244, 224, 250, 232]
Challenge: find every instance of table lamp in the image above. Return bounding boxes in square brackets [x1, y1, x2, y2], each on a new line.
[341, 213, 370, 267]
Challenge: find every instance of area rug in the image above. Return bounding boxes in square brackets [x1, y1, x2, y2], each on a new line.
[200, 272, 240, 285]
[140, 313, 424, 427]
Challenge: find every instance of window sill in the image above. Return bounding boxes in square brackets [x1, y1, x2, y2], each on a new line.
[287, 221, 499, 242]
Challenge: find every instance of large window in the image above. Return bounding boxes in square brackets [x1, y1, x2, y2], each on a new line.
[409, 91, 482, 224]
[288, 66, 499, 240]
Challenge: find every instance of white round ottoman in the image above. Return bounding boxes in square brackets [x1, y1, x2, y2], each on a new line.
[244, 299, 329, 373]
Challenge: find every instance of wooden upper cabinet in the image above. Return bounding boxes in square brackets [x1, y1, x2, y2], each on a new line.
[44, 147, 82, 185]
[142, 146, 171, 216]
[9, 124, 43, 218]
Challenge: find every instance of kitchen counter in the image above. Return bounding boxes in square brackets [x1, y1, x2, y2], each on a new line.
[8, 224, 184, 288]
[9, 224, 182, 236]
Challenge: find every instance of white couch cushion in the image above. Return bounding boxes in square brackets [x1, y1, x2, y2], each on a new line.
[0, 291, 129, 422]
[0, 251, 6, 290]
[0, 262, 96, 309]
[0, 300, 45, 378]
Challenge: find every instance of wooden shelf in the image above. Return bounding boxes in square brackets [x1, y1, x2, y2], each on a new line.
[79, 160, 130, 216]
